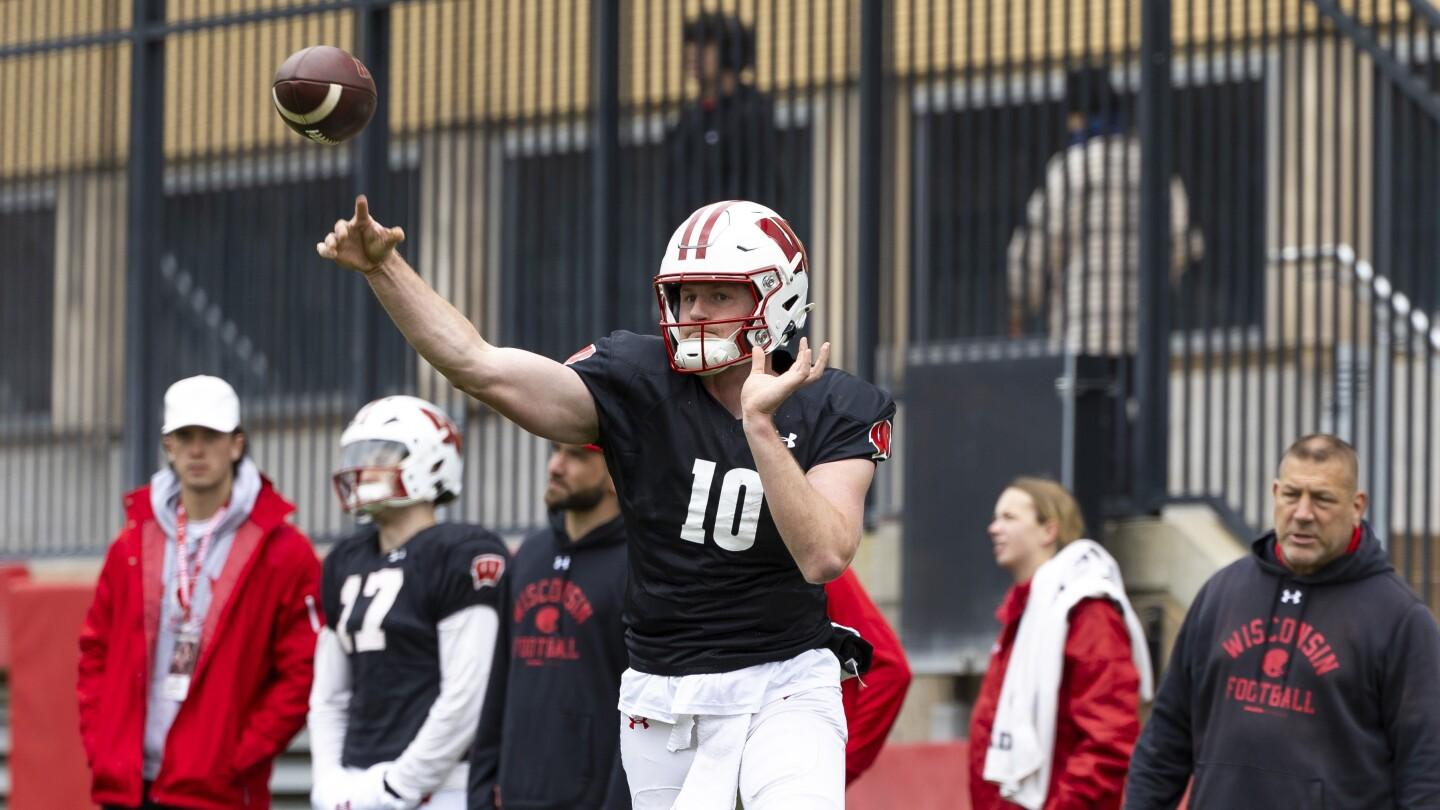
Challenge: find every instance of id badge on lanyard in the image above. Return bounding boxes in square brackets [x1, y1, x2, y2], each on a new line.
[163, 626, 201, 701]
[164, 503, 227, 701]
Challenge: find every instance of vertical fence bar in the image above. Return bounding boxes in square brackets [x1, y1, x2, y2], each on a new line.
[594, 0, 619, 333]
[1135, 0, 1173, 509]
[352, 0, 390, 407]
[124, 0, 166, 489]
[857, 0, 882, 385]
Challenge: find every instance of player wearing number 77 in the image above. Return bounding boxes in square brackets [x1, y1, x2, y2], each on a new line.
[316, 198, 894, 809]
[308, 396, 508, 810]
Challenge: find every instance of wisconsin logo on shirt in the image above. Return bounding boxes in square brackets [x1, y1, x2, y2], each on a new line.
[1216, 614, 1342, 717]
[512, 576, 597, 666]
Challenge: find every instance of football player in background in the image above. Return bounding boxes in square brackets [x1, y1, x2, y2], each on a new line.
[317, 198, 894, 809]
[308, 396, 508, 810]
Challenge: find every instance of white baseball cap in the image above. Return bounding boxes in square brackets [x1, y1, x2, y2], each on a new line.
[162, 375, 241, 434]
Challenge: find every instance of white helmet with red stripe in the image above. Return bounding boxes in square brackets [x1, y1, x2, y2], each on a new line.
[653, 199, 811, 375]
[332, 395, 464, 516]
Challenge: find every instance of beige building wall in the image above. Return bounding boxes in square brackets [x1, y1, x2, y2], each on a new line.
[50, 171, 127, 432]
[7, 0, 1411, 177]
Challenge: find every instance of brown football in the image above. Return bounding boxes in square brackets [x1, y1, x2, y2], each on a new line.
[272, 45, 377, 145]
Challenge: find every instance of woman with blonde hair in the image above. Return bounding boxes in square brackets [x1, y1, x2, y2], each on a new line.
[968, 478, 1153, 810]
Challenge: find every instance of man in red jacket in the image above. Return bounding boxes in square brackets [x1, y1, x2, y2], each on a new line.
[77, 375, 322, 809]
[825, 568, 912, 786]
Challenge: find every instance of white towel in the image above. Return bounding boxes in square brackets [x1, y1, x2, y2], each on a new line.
[670, 713, 750, 810]
[982, 539, 1154, 810]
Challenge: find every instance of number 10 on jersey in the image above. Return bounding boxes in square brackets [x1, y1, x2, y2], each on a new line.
[680, 458, 765, 552]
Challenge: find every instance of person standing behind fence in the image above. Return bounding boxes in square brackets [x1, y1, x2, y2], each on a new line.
[664, 12, 785, 225]
[1124, 434, 1440, 809]
[969, 477, 1152, 810]
[308, 396, 507, 810]
[468, 441, 631, 809]
[1006, 67, 1203, 355]
[77, 375, 322, 810]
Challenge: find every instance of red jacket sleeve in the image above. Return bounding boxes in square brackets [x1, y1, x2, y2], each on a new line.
[826, 569, 912, 785]
[232, 530, 323, 776]
[1046, 598, 1141, 810]
[77, 535, 126, 767]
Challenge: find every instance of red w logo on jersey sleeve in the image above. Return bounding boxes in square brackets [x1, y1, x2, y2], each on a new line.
[471, 553, 506, 590]
[868, 419, 893, 460]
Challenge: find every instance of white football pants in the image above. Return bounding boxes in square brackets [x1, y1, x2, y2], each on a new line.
[619, 685, 847, 810]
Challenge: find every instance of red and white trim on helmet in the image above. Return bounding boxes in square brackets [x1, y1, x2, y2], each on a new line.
[675, 200, 741, 261]
[656, 200, 812, 375]
[653, 268, 777, 375]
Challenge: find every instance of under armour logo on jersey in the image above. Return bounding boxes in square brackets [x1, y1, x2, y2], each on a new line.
[1281, 589, 1303, 605]
[554, 555, 571, 571]
[627, 715, 650, 730]
[778, 431, 798, 448]
[387, 549, 407, 563]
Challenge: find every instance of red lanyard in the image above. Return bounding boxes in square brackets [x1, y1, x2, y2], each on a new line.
[175, 503, 228, 622]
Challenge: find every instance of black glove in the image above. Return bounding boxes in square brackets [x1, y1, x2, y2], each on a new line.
[826, 622, 874, 682]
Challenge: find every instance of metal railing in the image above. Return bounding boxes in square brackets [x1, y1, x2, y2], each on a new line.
[1, 1, 1437, 615]
[0, 0, 865, 551]
[1156, 0, 1440, 609]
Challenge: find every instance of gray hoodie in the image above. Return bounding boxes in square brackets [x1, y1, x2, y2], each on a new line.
[143, 457, 262, 779]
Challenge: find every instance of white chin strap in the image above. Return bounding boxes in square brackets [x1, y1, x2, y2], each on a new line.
[352, 480, 419, 515]
[673, 335, 743, 373]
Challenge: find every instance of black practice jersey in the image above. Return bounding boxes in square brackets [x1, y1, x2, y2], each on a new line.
[321, 522, 508, 768]
[567, 330, 895, 675]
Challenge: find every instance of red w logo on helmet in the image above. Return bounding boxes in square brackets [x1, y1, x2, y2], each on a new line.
[759, 217, 807, 275]
[419, 407, 462, 451]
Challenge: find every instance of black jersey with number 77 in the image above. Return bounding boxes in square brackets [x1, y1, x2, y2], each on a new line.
[567, 330, 895, 676]
[320, 522, 508, 768]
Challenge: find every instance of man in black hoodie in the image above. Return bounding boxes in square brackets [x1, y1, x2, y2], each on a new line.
[663, 13, 786, 227]
[468, 443, 630, 809]
[1125, 434, 1440, 809]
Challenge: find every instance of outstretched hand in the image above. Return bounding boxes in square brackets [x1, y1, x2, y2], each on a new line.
[741, 337, 830, 421]
[315, 195, 405, 275]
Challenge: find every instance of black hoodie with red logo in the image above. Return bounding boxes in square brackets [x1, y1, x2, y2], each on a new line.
[468, 513, 631, 809]
[1124, 521, 1440, 809]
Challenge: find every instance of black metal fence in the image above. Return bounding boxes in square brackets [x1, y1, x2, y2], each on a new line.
[2, 1, 1438, 610]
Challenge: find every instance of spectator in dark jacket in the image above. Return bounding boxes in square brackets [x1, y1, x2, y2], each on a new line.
[970, 477, 1152, 810]
[469, 442, 630, 809]
[1125, 434, 1440, 809]
[664, 12, 787, 226]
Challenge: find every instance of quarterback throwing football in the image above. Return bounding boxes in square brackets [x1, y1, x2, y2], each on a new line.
[318, 198, 893, 809]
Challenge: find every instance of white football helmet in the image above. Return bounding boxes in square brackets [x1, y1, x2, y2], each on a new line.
[654, 200, 812, 375]
[332, 396, 463, 515]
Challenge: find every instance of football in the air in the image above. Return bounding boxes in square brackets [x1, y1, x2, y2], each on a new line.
[272, 45, 377, 145]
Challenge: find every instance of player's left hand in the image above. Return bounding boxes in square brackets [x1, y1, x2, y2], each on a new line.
[741, 336, 829, 421]
[329, 765, 417, 810]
